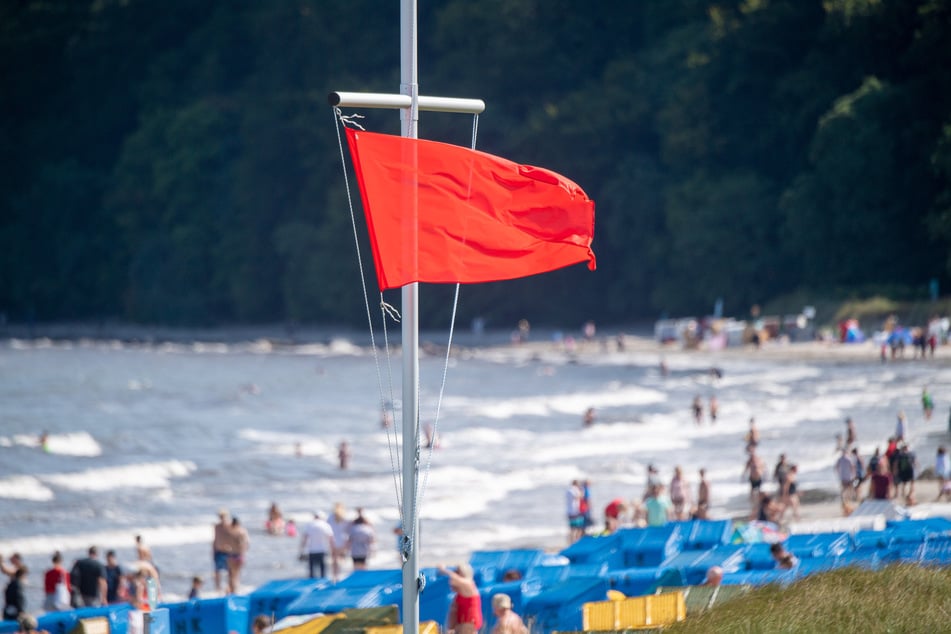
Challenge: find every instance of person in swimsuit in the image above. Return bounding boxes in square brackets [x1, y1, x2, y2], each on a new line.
[780, 464, 800, 522]
[438, 563, 482, 634]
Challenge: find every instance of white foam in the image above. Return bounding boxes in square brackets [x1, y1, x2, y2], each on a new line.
[10, 431, 102, 457]
[0, 475, 54, 501]
[42, 460, 196, 492]
[0, 522, 213, 556]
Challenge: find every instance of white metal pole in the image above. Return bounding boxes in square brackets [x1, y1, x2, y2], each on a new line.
[400, 0, 420, 632]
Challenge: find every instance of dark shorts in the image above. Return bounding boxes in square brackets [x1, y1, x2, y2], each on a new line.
[750, 478, 762, 491]
[569, 515, 585, 529]
[352, 556, 367, 565]
[214, 551, 229, 571]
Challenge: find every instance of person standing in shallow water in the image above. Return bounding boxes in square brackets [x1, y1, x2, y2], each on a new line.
[692, 396, 703, 425]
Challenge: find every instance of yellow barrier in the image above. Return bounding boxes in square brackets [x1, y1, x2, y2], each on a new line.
[582, 591, 685, 630]
[365, 621, 440, 634]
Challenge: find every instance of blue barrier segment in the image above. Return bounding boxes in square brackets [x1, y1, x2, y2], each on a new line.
[682, 520, 734, 550]
[469, 549, 545, 584]
[418, 570, 451, 625]
[144, 607, 170, 634]
[606, 566, 673, 597]
[285, 584, 399, 616]
[37, 604, 132, 634]
[566, 562, 610, 579]
[520, 564, 570, 600]
[559, 533, 624, 568]
[921, 535, 951, 565]
[721, 568, 797, 586]
[852, 529, 890, 552]
[248, 577, 330, 627]
[661, 543, 744, 586]
[885, 517, 951, 533]
[0, 622, 19, 634]
[335, 569, 403, 589]
[617, 524, 684, 567]
[740, 543, 776, 571]
[784, 532, 850, 559]
[161, 595, 249, 634]
[523, 577, 609, 633]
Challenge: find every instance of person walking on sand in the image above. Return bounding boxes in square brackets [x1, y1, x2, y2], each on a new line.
[212, 508, 233, 592]
[669, 466, 690, 520]
[71, 547, 106, 608]
[565, 480, 584, 543]
[694, 468, 711, 519]
[895, 411, 908, 442]
[439, 563, 482, 634]
[347, 509, 376, 571]
[329, 503, 351, 581]
[42, 552, 70, 612]
[300, 512, 333, 579]
[780, 464, 801, 522]
[835, 449, 857, 511]
[226, 516, 249, 594]
[935, 446, 951, 501]
[742, 449, 766, 505]
[708, 395, 719, 423]
[491, 593, 528, 634]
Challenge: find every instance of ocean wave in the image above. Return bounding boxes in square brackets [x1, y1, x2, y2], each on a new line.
[41, 460, 196, 492]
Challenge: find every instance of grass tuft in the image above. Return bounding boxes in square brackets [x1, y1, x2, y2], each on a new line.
[664, 565, 951, 633]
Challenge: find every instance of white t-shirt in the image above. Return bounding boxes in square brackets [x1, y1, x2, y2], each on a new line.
[302, 518, 334, 554]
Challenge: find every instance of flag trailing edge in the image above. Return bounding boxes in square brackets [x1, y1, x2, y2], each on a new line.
[345, 127, 596, 291]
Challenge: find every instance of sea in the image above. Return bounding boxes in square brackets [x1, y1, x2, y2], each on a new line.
[1, 328, 949, 613]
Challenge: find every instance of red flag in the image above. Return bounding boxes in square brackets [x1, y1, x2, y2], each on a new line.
[345, 128, 595, 291]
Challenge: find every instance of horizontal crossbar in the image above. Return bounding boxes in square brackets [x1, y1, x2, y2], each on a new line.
[328, 91, 485, 114]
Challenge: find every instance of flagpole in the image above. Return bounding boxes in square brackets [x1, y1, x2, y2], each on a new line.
[330, 3, 483, 630]
[400, 0, 421, 632]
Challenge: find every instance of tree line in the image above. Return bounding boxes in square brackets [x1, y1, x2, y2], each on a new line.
[1, 0, 950, 329]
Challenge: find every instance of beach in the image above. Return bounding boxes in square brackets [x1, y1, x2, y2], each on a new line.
[1, 326, 950, 616]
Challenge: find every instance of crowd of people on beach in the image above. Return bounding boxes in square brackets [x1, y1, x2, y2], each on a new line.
[1, 536, 163, 633]
[568, 378, 946, 546]
[0, 501, 383, 631]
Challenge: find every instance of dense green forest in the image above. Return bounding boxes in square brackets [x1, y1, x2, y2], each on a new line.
[2, 0, 950, 329]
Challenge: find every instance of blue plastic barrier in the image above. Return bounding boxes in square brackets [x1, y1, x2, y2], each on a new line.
[37, 604, 132, 634]
[335, 568, 403, 589]
[144, 607, 170, 634]
[921, 535, 951, 565]
[784, 532, 850, 559]
[682, 520, 734, 550]
[721, 568, 797, 586]
[469, 549, 545, 584]
[285, 584, 400, 615]
[523, 577, 609, 633]
[248, 577, 330, 627]
[161, 595, 249, 634]
[418, 570, 451, 625]
[662, 544, 744, 585]
[559, 533, 624, 568]
[739, 543, 775, 571]
[617, 524, 684, 567]
[607, 566, 669, 597]
[519, 564, 570, 600]
[0, 621, 19, 634]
